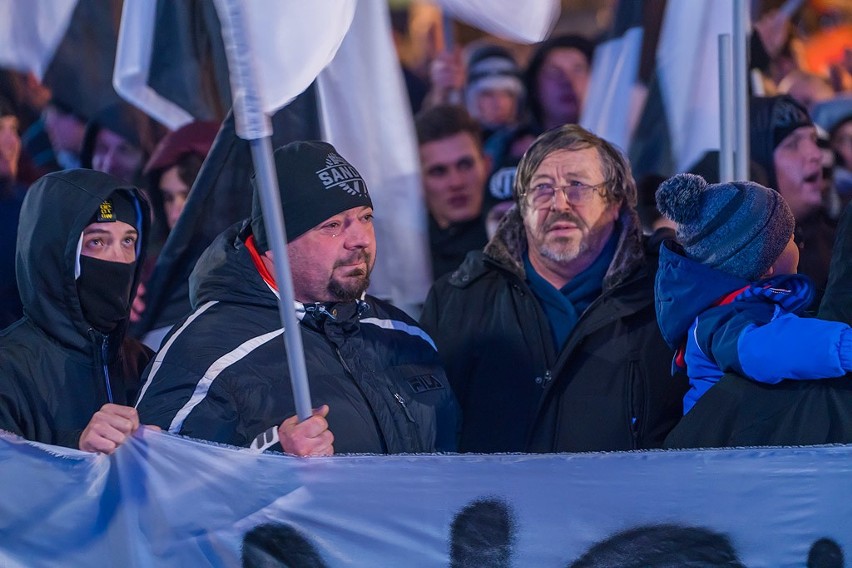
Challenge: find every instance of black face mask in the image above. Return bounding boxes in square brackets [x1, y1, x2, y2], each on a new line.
[77, 256, 136, 334]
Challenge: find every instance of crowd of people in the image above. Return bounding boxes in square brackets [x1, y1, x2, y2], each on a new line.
[1, 2, 852, 459]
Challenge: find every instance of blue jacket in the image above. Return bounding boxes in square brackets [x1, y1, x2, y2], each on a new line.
[655, 241, 852, 414]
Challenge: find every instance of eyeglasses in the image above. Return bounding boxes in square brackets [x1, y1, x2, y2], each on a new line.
[524, 180, 609, 209]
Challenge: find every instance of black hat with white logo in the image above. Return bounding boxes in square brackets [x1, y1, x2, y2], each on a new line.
[251, 140, 373, 251]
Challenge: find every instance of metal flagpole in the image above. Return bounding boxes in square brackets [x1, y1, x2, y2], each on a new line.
[213, 0, 312, 421]
[733, 0, 750, 180]
[718, 33, 735, 183]
[442, 12, 463, 106]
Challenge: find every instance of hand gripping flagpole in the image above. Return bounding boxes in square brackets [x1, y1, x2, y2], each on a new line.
[213, 0, 312, 421]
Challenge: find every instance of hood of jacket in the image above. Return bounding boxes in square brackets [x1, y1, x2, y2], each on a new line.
[190, 221, 279, 310]
[79, 102, 157, 170]
[15, 169, 150, 352]
[655, 240, 752, 348]
[452, 202, 645, 291]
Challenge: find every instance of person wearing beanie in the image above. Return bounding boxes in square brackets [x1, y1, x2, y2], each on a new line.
[128, 121, 219, 341]
[80, 102, 160, 184]
[654, 173, 852, 433]
[144, 121, 219, 235]
[812, 95, 852, 212]
[0, 169, 157, 453]
[749, 95, 835, 301]
[136, 140, 459, 456]
[464, 43, 525, 134]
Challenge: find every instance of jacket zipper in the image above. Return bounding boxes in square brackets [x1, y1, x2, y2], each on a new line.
[101, 335, 114, 404]
[535, 370, 552, 388]
[90, 329, 114, 404]
[627, 360, 642, 449]
[392, 391, 415, 423]
[335, 345, 390, 452]
[335, 347, 353, 374]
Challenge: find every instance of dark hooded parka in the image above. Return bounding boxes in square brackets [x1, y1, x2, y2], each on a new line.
[0, 169, 151, 448]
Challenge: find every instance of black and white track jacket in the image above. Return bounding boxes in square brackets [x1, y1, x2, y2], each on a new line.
[136, 222, 459, 454]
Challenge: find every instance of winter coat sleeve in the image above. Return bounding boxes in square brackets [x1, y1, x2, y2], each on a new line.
[694, 305, 852, 384]
[820, 201, 852, 326]
[420, 279, 473, 403]
[135, 358, 242, 445]
[0, 379, 25, 438]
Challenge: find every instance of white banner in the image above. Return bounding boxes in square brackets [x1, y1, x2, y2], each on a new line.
[1, 429, 851, 566]
[317, 1, 431, 310]
[581, 26, 644, 151]
[0, 0, 78, 79]
[436, 0, 560, 44]
[657, 0, 744, 173]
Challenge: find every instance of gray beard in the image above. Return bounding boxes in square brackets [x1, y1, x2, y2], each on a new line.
[538, 235, 587, 264]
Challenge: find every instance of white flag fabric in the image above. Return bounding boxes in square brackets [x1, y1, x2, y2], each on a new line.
[114, 0, 196, 130]
[317, 1, 431, 310]
[436, 0, 560, 43]
[657, 0, 744, 173]
[2, 429, 852, 566]
[115, 0, 356, 134]
[213, 0, 355, 139]
[581, 26, 644, 150]
[0, 0, 78, 79]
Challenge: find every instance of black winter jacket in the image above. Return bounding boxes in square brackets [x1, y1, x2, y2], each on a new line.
[421, 206, 687, 453]
[0, 170, 152, 448]
[135, 222, 459, 454]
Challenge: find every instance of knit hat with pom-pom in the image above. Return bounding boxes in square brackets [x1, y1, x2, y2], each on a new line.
[656, 173, 795, 280]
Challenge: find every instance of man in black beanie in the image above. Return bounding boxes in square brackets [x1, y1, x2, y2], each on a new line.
[136, 140, 458, 456]
[0, 169, 155, 452]
[750, 95, 835, 303]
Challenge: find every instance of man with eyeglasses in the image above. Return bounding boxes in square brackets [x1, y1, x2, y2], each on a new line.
[420, 124, 686, 453]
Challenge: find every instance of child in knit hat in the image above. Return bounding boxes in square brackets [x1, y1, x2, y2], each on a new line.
[654, 173, 852, 415]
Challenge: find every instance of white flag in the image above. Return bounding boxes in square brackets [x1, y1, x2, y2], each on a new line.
[114, 0, 195, 129]
[581, 0, 646, 150]
[116, 0, 356, 134]
[0, 0, 78, 79]
[437, 0, 560, 43]
[658, 0, 744, 172]
[318, 1, 431, 309]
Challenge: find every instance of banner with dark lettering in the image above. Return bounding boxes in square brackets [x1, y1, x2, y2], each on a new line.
[1, 429, 850, 567]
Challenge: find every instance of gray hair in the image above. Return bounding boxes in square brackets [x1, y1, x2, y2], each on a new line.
[513, 124, 637, 215]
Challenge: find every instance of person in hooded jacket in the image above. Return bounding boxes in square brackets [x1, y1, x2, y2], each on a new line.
[135, 141, 459, 456]
[80, 102, 159, 185]
[656, 174, 852, 448]
[0, 169, 154, 453]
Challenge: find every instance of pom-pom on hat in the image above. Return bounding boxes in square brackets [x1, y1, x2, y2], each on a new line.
[250, 141, 372, 252]
[656, 173, 795, 280]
